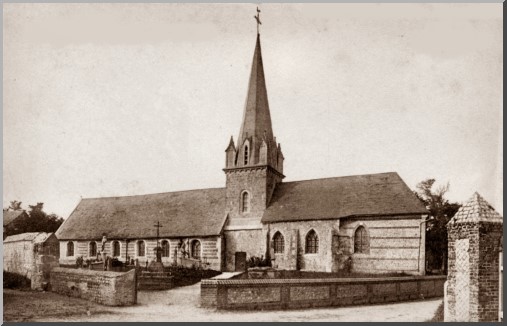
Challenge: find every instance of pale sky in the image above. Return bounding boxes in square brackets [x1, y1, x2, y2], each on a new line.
[3, 3, 503, 218]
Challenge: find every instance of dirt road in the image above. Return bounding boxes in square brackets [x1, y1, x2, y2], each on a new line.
[6, 283, 442, 322]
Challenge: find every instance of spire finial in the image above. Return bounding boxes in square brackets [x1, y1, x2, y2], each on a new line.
[254, 7, 262, 35]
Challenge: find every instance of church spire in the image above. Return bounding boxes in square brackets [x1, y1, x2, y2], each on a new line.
[235, 33, 279, 168]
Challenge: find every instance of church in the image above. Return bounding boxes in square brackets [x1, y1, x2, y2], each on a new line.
[56, 30, 429, 275]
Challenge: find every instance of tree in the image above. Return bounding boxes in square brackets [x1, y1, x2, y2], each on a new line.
[3, 201, 64, 236]
[8, 200, 22, 211]
[415, 179, 461, 273]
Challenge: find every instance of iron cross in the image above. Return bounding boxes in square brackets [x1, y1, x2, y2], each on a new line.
[154, 221, 163, 248]
[254, 7, 262, 34]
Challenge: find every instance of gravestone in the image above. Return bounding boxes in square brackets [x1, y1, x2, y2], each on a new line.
[445, 192, 503, 322]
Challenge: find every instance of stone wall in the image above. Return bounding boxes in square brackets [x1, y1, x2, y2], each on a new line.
[446, 222, 502, 321]
[266, 220, 340, 272]
[59, 236, 222, 271]
[201, 275, 446, 310]
[224, 229, 265, 271]
[50, 267, 137, 306]
[339, 215, 426, 275]
[3, 240, 36, 278]
[31, 254, 59, 290]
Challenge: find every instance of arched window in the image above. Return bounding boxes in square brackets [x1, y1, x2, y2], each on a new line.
[89, 242, 97, 257]
[67, 242, 74, 257]
[137, 241, 145, 257]
[273, 232, 285, 254]
[191, 240, 201, 259]
[354, 226, 369, 254]
[112, 241, 121, 257]
[305, 230, 319, 254]
[244, 145, 249, 165]
[242, 191, 250, 213]
[161, 240, 170, 257]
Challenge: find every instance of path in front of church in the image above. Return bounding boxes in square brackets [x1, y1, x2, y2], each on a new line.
[27, 282, 442, 322]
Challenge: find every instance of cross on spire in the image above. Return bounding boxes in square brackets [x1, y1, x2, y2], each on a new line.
[254, 7, 262, 34]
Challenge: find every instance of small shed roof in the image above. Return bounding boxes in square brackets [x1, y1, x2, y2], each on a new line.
[4, 232, 54, 244]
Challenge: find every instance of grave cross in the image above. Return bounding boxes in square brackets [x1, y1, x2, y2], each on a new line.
[154, 221, 163, 249]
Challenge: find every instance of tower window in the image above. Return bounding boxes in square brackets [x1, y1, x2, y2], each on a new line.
[305, 230, 319, 254]
[273, 232, 285, 254]
[242, 191, 250, 213]
[244, 145, 249, 165]
[354, 226, 369, 254]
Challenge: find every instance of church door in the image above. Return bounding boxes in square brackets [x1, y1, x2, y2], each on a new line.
[235, 252, 247, 272]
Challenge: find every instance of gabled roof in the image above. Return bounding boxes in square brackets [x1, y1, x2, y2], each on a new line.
[4, 232, 53, 243]
[56, 188, 227, 240]
[448, 192, 502, 225]
[262, 172, 428, 223]
[3, 210, 28, 226]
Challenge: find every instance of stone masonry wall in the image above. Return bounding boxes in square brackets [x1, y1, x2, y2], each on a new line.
[50, 267, 137, 306]
[59, 236, 222, 271]
[477, 223, 502, 321]
[266, 220, 340, 272]
[201, 275, 446, 310]
[224, 229, 264, 271]
[446, 222, 480, 321]
[3, 240, 36, 278]
[339, 216, 426, 275]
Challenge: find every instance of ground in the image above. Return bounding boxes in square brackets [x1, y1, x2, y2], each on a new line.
[4, 283, 443, 322]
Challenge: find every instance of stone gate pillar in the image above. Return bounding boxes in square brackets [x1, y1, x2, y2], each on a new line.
[445, 192, 503, 322]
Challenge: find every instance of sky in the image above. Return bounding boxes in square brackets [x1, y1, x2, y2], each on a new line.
[3, 3, 503, 218]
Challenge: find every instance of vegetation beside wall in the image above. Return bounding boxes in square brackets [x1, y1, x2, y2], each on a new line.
[3, 271, 30, 289]
[165, 265, 221, 287]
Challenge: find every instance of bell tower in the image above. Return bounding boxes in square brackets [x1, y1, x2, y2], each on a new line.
[223, 32, 284, 224]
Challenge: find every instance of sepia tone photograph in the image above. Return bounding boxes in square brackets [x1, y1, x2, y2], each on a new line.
[2, 2, 503, 322]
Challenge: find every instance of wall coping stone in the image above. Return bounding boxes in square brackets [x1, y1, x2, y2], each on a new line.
[51, 267, 133, 278]
[201, 275, 446, 286]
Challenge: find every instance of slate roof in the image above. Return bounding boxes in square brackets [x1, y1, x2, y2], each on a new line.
[3, 210, 27, 226]
[237, 33, 274, 149]
[56, 172, 427, 240]
[448, 192, 503, 225]
[56, 188, 227, 240]
[4, 232, 53, 243]
[262, 172, 428, 223]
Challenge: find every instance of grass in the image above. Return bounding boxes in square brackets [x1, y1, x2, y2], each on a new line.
[3, 288, 116, 322]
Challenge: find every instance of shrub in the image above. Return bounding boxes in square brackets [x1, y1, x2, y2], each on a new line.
[3, 271, 30, 289]
[75, 256, 84, 268]
[247, 255, 271, 268]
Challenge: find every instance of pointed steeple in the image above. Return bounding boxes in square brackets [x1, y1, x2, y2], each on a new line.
[237, 34, 274, 151]
[231, 33, 283, 174]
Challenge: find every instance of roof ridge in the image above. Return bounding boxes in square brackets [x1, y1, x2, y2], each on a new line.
[282, 172, 399, 184]
[81, 186, 226, 201]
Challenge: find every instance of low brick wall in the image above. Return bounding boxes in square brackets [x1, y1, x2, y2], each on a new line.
[201, 275, 446, 310]
[50, 267, 137, 306]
